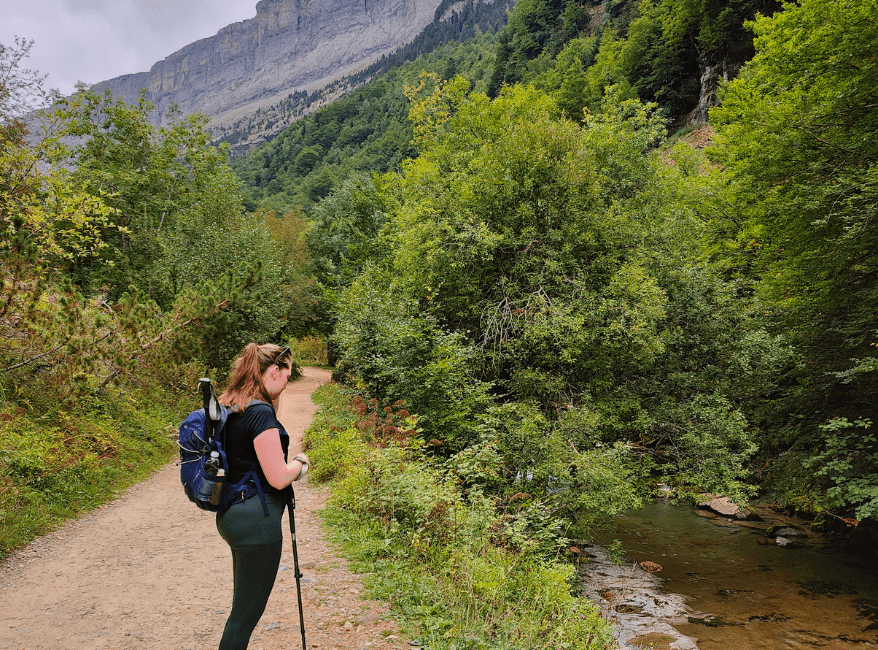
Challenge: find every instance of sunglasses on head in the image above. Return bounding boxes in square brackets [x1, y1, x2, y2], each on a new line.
[272, 345, 291, 367]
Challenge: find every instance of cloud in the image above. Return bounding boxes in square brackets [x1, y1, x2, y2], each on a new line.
[1, 0, 258, 96]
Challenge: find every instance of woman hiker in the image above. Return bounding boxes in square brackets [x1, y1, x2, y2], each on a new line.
[215, 342, 310, 650]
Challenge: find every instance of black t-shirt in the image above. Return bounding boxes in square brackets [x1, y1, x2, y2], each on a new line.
[221, 400, 289, 495]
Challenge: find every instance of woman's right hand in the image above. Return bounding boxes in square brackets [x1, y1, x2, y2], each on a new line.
[290, 454, 310, 480]
[292, 453, 310, 466]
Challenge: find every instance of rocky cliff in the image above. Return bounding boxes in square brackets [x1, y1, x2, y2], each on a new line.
[94, 0, 442, 134]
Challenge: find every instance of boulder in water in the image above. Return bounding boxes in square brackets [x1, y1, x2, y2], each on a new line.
[767, 524, 808, 538]
[697, 495, 760, 520]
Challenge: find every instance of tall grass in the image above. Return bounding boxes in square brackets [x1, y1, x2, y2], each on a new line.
[306, 383, 616, 650]
[0, 383, 180, 558]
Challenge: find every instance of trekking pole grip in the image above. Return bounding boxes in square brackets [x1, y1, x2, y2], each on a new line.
[199, 378, 212, 411]
[198, 378, 215, 441]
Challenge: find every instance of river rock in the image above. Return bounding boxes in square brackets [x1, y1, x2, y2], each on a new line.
[697, 495, 758, 520]
[656, 483, 674, 496]
[579, 545, 699, 650]
[767, 525, 808, 538]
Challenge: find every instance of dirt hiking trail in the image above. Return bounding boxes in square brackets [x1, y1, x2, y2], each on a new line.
[0, 367, 411, 650]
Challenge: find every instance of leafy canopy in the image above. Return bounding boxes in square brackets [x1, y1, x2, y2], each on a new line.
[329, 76, 786, 512]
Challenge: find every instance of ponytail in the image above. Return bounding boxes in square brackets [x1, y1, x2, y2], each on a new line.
[219, 342, 291, 411]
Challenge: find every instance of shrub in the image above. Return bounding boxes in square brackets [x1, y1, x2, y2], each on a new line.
[306, 383, 617, 650]
[0, 384, 178, 558]
[292, 336, 328, 365]
[804, 417, 878, 522]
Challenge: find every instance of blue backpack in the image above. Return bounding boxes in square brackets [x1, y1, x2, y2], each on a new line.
[178, 378, 268, 514]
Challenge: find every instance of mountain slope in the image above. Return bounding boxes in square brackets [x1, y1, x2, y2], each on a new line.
[92, 0, 443, 137]
[232, 5, 509, 212]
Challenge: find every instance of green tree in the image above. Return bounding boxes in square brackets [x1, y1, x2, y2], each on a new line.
[710, 0, 878, 408]
[1, 40, 114, 320]
[260, 207, 322, 339]
[305, 173, 390, 297]
[51, 89, 231, 304]
[333, 263, 494, 448]
[334, 77, 786, 502]
[0, 41, 190, 399]
[489, 0, 591, 95]
[13, 85, 312, 373]
[0, 37, 52, 124]
[708, 0, 878, 515]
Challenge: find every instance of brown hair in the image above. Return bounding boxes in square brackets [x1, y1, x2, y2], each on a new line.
[218, 343, 292, 412]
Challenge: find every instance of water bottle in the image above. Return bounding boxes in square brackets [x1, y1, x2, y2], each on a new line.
[195, 451, 221, 503]
[204, 451, 220, 476]
[209, 466, 226, 506]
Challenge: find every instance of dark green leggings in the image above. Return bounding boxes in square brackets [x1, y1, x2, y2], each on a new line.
[216, 493, 286, 650]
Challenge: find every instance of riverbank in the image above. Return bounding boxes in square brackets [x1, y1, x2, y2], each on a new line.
[584, 499, 878, 650]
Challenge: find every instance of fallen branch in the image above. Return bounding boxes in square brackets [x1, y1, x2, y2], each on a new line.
[1, 338, 70, 372]
[824, 511, 859, 527]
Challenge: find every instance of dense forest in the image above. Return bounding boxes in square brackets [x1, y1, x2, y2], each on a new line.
[1, 0, 877, 644]
[234, 0, 878, 528]
[489, 0, 783, 124]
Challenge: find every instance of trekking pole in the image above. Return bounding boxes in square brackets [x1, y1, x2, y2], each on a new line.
[199, 378, 222, 440]
[287, 486, 307, 650]
[199, 378, 215, 441]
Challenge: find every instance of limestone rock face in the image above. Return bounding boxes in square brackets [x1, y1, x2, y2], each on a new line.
[93, 0, 441, 128]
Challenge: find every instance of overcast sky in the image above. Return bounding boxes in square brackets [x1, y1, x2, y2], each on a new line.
[2, 0, 260, 97]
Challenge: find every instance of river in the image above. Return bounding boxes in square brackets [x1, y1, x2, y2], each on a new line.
[585, 500, 878, 649]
